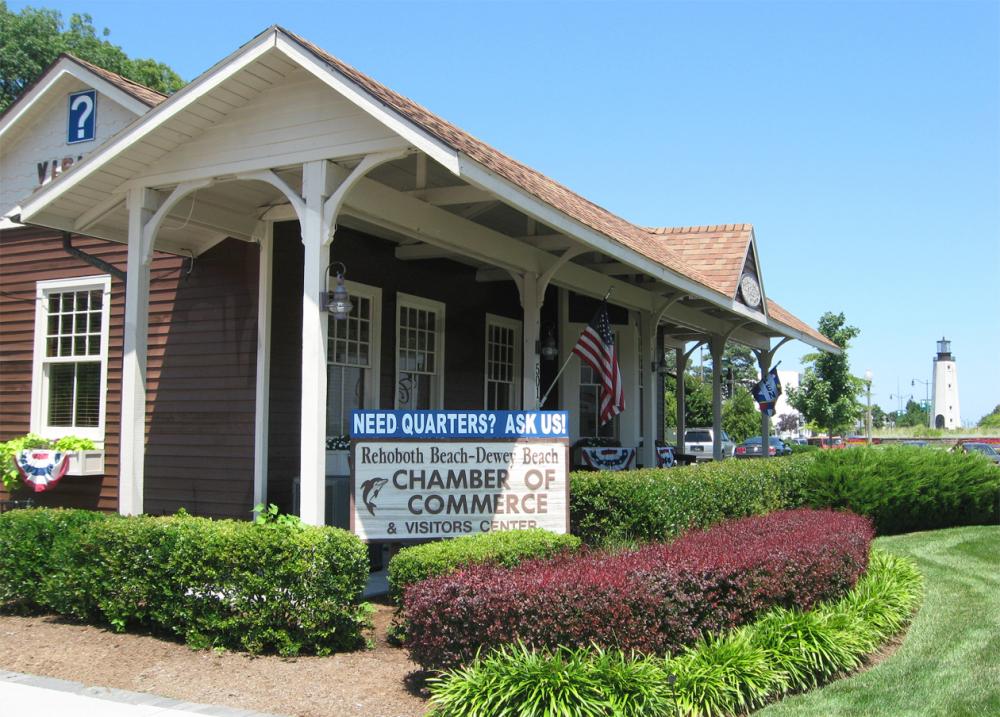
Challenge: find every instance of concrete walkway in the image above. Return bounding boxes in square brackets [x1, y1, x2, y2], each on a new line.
[0, 670, 287, 717]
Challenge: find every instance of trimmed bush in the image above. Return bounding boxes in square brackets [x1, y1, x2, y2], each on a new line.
[405, 509, 873, 669]
[0, 508, 108, 608]
[0, 509, 371, 655]
[426, 549, 923, 717]
[388, 528, 581, 601]
[569, 455, 811, 547]
[799, 446, 1000, 534]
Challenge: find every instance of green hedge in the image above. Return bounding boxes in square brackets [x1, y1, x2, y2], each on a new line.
[569, 456, 811, 547]
[388, 528, 580, 601]
[426, 549, 923, 717]
[0, 509, 371, 655]
[0, 508, 107, 608]
[797, 447, 1000, 535]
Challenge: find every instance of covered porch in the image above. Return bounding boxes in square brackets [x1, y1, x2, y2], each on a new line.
[18, 26, 837, 525]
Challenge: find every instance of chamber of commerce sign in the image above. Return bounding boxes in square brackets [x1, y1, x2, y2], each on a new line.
[351, 410, 568, 541]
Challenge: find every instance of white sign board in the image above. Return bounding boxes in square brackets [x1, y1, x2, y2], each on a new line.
[350, 410, 569, 541]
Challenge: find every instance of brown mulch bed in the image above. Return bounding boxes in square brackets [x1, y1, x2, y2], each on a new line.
[0, 600, 429, 717]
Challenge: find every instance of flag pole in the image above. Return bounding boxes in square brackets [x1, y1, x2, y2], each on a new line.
[536, 287, 614, 409]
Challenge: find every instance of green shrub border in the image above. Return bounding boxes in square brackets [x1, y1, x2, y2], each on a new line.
[0, 508, 371, 655]
[426, 548, 924, 717]
[387, 528, 581, 601]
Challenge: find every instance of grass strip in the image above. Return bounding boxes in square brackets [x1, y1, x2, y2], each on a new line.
[757, 525, 1000, 717]
[426, 548, 923, 717]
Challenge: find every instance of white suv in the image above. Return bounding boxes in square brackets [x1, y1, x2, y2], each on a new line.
[683, 428, 736, 461]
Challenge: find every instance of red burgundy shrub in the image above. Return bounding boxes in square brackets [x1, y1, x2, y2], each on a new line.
[403, 508, 874, 670]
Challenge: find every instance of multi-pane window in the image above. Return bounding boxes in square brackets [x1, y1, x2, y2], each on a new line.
[485, 316, 520, 410]
[33, 276, 110, 440]
[396, 294, 444, 410]
[327, 283, 380, 439]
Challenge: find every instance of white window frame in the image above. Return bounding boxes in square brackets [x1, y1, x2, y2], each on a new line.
[30, 275, 111, 444]
[483, 313, 522, 410]
[394, 292, 445, 409]
[326, 279, 382, 439]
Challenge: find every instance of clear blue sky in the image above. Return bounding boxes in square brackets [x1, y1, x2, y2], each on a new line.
[13, 0, 1000, 424]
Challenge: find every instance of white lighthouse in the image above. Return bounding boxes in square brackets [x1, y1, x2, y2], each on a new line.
[930, 338, 961, 429]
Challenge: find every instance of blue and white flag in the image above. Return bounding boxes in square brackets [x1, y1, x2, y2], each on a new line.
[752, 368, 782, 417]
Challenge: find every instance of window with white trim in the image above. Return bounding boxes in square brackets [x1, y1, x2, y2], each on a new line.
[396, 293, 445, 409]
[327, 281, 381, 439]
[484, 314, 521, 410]
[32, 276, 111, 442]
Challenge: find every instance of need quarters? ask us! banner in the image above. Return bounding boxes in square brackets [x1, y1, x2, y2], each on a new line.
[350, 411, 568, 541]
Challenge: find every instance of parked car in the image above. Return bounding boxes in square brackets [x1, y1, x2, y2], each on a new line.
[956, 442, 1000, 464]
[735, 436, 792, 458]
[901, 440, 929, 447]
[807, 436, 845, 449]
[683, 428, 735, 461]
[790, 437, 809, 446]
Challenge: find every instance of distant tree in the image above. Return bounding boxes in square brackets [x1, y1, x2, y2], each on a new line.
[0, 4, 185, 112]
[777, 413, 802, 434]
[870, 404, 887, 429]
[978, 405, 1000, 429]
[786, 312, 863, 437]
[896, 400, 930, 428]
[723, 386, 759, 442]
[662, 373, 714, 429]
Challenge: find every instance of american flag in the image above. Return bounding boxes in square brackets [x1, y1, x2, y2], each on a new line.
[573, 302, 624, 425]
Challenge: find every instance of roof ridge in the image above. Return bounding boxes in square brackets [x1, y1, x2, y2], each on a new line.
[644, 223, 754, 235]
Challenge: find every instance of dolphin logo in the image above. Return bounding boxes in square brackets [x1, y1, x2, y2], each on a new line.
[360, 477, 389, 516]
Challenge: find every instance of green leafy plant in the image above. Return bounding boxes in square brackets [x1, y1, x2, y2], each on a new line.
[0, 433, 96, 491]
[252, 502, 304, 530]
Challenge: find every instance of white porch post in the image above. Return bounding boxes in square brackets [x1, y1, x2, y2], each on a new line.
[253, 222, 273, 508]
[521, 271, 540, 409]
[299, 161, 333, 526]
[642, 311, 658, 468]
[710, 335, 725, 460]
[119, 187, 158, 516]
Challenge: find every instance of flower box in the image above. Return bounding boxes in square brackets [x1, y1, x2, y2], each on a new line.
[65, 450, 104, 476]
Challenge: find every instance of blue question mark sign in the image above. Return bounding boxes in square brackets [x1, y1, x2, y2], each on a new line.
[67, 90, 97, 144]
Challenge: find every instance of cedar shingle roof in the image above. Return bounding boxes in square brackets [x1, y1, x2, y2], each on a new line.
[645, 224, 753, 297]
[284, 29, 719, 294]
[766, 299, 838, 349]
[65, 54, 168, 108]
[284, 28, 837, 352]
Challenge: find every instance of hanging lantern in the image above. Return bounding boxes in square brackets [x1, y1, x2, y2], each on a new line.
[322, 261, 353, 320]
[540, 325, 559, 361]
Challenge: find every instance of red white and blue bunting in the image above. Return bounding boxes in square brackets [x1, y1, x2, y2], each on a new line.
[14, 450, 69, 492]
[656, 446, 676, 468]
[581, 447, 635, 471]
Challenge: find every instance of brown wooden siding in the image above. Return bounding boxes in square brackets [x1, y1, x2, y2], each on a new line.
[0, 227, 258, 518]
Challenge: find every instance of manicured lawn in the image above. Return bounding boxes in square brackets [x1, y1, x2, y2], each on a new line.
[758, 525, 1000, 717]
